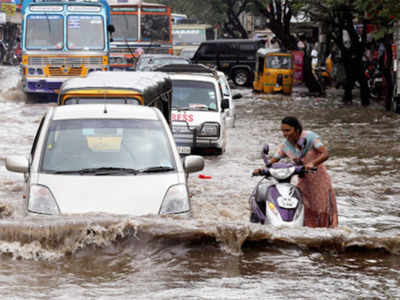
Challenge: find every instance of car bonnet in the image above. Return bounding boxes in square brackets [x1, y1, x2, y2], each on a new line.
[36, 172, 183, 216]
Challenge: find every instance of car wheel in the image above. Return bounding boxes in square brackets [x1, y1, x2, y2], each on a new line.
[232, 69, 250, 87]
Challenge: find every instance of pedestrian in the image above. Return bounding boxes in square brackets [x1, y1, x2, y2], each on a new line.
[253, 116, 338, 228]
[311, 43, 319, 75]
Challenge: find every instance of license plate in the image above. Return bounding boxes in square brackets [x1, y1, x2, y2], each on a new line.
[177, 146, 191, 154]
[375, 78, 383, 82]
[277, 196, 298, 209]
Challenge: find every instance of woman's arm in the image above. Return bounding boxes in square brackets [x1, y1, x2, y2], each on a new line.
[252, 156, 280, 176]
[304, 145, 329, 170]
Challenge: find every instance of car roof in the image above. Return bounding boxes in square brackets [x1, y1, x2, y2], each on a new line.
[155, 64, 222, 81]
[50, 104, 160, 121]
[139, 54, 186, 59]
[61, 71, 170, 91]
[168, 72, 219, 84]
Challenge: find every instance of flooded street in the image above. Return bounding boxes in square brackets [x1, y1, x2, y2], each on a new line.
[0, 65, 400, 299]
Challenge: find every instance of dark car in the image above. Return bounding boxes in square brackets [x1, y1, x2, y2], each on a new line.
[191, 39, 266, 87]
[135, 54, 191, 71]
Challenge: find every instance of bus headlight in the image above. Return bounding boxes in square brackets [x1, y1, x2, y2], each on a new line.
[198, 122, 220, 137]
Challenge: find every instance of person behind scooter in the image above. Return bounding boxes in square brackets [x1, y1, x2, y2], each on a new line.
[250, 143, 307, 227]
[252, 116, 338, 228]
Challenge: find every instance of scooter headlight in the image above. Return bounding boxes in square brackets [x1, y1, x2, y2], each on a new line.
[159, 184, 190, 214]
[269, 166, 295, 180]
[28, 184, 60, 215]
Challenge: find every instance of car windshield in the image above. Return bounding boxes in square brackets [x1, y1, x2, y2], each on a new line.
[64, 97, 140, 105]
[172, 80, 218, 111]
[41, 119, 175, 173]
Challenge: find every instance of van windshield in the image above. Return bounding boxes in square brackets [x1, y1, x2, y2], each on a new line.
[41, 119, 174, 173]
[171, 80, 218, 111]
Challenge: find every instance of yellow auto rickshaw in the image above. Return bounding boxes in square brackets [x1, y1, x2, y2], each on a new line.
[253, 49, 294, 95]
[57, 71, 172, 125]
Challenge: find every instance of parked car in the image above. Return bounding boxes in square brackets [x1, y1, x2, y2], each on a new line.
[5, 104, 204, 216]
[135, 54, 191, 71]
[178, 46, 199, 59]
[191, 39, 265, 87]
[155, 64, 230, 155]
[216, 71, 242, 128]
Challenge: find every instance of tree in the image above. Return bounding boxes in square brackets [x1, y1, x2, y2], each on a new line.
[354, 0, 400, 110]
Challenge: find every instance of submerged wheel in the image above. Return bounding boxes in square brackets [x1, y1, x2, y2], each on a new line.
[232, 69, 250, 87]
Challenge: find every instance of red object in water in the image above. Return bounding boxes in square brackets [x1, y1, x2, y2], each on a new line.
[198, 174, 212, 179]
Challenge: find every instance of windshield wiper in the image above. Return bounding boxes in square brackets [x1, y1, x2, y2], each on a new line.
[137, 166, 174, 173]
[48, 166, 174, 175]
[173, 106, 191, 111]
[50, 167, 139, 175]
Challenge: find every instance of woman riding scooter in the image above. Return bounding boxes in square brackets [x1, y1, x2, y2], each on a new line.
[253, 116, 338, 228]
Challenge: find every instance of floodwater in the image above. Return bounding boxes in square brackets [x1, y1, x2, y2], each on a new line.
[0, 65, 400, 299]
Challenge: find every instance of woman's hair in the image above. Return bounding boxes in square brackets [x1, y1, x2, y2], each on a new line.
[281, 116, 303, 133]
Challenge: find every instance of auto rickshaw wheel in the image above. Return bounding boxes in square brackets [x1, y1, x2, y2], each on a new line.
[232, 69, 250, 87]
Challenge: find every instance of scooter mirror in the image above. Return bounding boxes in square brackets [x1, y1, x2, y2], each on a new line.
[262, 144, 269, 166]
[262, 144, 269, 155]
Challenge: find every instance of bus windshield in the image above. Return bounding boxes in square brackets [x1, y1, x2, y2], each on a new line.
[26, 15, 63, 50]
[111, 14, 139, 41]
[141, 14, 170, 42]
[67, 15, 105, 50]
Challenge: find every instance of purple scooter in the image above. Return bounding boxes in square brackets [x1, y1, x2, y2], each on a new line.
[250, 142, 313, 227]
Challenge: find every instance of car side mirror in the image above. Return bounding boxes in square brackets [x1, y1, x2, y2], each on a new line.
[183, 155, 204, 173]
[221, 98, 229, 111]
[232, 93, 242, 99]
[6, 156, 29, 173]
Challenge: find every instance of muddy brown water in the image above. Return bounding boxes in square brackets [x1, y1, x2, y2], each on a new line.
[0, 66, 399, 299]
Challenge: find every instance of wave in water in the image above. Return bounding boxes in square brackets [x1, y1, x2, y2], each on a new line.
[0, 216, 399, 261]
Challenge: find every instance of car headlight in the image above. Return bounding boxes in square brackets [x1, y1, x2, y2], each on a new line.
[28, 184, 60, 215]
[198, 122, 220, 137]
[159, 184, 190, 214]
[269, 166, 295, 180]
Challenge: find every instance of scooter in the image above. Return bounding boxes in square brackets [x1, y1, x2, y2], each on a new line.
[249, 143, 312, 227]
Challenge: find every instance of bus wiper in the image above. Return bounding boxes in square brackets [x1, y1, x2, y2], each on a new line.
[137, 166, 174, 173]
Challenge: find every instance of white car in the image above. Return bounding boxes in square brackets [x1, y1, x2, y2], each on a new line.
[6, 104, 204, 216]
[216, 71, 242, 128]
[168, 71, 228, 155]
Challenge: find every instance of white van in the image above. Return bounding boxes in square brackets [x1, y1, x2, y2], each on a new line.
[169, 72, 228, 155]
